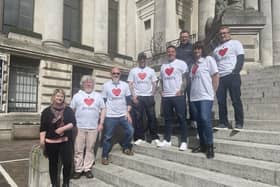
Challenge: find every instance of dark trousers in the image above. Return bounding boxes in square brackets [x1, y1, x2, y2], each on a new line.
[192, 100, 213, 145]
[162, 96, 187, 142]
[45, 141, 72, 185]
[131, 96, 159, 140]
[216, 73, 244, 126]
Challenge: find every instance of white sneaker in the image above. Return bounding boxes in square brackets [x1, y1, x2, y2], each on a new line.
[134, 139, 144, 145]
[151, 139, 160, 147]
[179, 142, 187, 151]
[157, 140, 172, 147]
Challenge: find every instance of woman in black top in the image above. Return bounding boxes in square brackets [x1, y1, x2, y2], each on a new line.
[40, 88, 76, 187]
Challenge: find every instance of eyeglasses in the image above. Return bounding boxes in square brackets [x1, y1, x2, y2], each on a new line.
[219, 32, 229, 35]
[112, 72, 120, 75]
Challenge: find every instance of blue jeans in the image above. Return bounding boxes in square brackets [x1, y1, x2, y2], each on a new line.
[191, 100, 213, 145]
[162, 96, 187, 142]
[102, 116, 134, 158]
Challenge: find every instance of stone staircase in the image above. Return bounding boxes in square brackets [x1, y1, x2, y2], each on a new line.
[70, 128, 280, 187]
[68, 66, 280, 187]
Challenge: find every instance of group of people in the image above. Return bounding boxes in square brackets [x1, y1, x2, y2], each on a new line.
[39, 25, 244, 187]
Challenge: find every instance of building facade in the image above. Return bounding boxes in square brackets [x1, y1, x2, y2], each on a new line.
[0, 0, 278, 139]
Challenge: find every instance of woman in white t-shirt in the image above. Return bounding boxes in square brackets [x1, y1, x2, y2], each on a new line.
[190, 41, 219, 159]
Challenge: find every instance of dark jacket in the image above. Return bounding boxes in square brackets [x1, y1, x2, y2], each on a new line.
[176, 42, 194, 69]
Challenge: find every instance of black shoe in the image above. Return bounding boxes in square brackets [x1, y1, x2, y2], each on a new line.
[72, 172, 82, 179]
[85, 171, 94, 178]
[206, 144, 214, 159]
[192, 144, 206, 153]
[123, 148, 134, 156]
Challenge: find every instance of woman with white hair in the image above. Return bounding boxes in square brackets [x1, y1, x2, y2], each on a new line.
[70, 75, 105, 179]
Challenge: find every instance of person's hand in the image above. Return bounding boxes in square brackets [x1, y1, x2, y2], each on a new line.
[126, 112, 132, 124]
[132, 96, 139, 104]
[97, 124, 103, 132]
[55, 127, 65, 136]
[176, 90, 182, 96]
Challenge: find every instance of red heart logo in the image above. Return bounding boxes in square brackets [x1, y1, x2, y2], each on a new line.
[112, 88, 121, 96]
[138, 72, 147, 80]
[192, 64, 199, 75]
[84, 98, 94, 106]
[165, 67, 174, 76]
[219, 48, 228, 56]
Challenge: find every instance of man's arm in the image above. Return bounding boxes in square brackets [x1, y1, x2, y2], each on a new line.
[212, 72, 220, 92]
[232, 54, 244, 74]
[177, 72, 187, 96]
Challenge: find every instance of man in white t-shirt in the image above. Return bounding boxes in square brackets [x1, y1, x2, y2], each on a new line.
[213, 26, 244, 129]
[101, 67, 134, 165]
[70, 75, 105, 179]
[158, 45, 188, 151]
[128, 52, 160, 146]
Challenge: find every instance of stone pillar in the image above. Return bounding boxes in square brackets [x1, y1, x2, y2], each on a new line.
[118, 0, 127, 55]
[125, 0, 136, 58]
[272, 0, 280, 65]
[42, 0, 63, 47]
[0, 0, 3, 32]
[81, 0, 94, 47]
[260, 0, 273, 66]
[93, 0, 108, 55]
[198, 0, 215, 40]
[165, 0, 177, 42]
[245, 0, 259, 10]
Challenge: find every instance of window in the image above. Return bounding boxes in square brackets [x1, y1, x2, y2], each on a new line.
[144, 19, 151, 30]
[72, 66, 93, 96]
[63, 0, 81, 47]
[3, 0, 34, 33]
[8, 56, 39, 112]
[179, 19, 185, 30]
[108, 0, 119, 54]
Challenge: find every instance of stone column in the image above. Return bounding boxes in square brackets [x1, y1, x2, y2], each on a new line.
[245, 0, 259, 10]
[118, 0, 127, 55]
[165, 0, 177, 42]
[81, 0, 94, 47]
[260, 0, 273, 66]
[272, 0, 280, 65]
[42, 0, 63, 47]
[93, 0, 108, 55]
[198, 0, 215, 40]
[0, 0, 3, 32]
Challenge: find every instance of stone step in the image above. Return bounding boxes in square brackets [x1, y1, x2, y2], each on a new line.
[213, 128, 280, 144]
[70, 177, 113, 187]
[243, 119, 280, 131]
[214, 139, 280, 162]
[94, 162, 181, 187]
[168, 134, 280, 162]
[134, 143, 280, 186]
[110, 151, 277, 187]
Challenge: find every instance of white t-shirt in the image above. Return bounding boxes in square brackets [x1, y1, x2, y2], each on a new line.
[102, 80, 131, 117]
[213, 39, 244, 77]
[127, 66, 157, 96]
[160, 59, 188, 97]
[190, 56, 218, 101]
[70, 90, 105, 129]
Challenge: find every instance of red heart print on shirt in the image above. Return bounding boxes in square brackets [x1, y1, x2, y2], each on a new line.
[219, 48, 228, 56]
[192, 64, 199, 75]
[84, 98, 94, 106]
[138, 72, 147, 80]
[165, 67, 174, 76]
[112, 88, 121, 96]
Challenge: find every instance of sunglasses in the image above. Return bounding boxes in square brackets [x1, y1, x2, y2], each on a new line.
[112, 72, 120, 75]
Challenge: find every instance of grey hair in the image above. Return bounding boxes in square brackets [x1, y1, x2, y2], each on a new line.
[80, 75, 95, 87]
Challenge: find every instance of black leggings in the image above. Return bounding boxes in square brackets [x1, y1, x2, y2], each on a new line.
[45, 141, 72, 185]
